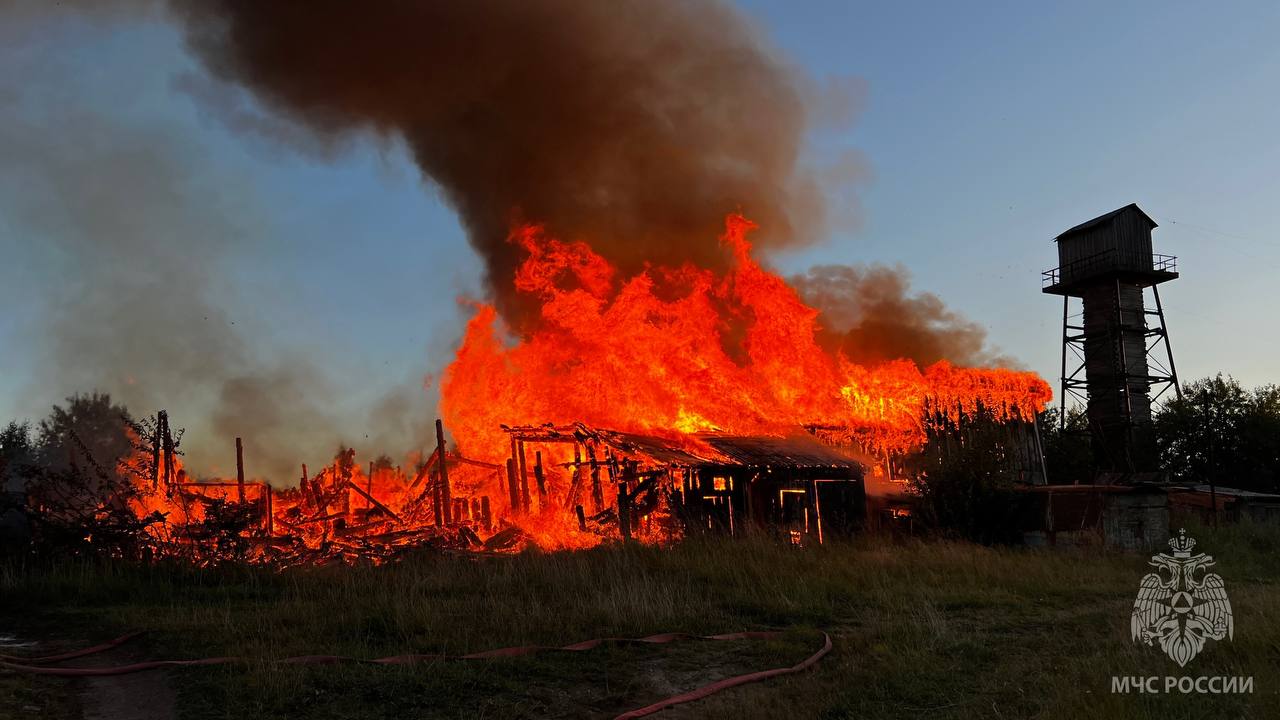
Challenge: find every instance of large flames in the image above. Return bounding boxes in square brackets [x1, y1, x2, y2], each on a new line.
[441, 215, 1050, 458]
[74, 215, 1049, 562]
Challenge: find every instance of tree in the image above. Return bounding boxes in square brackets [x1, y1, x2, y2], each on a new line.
[13, 394, 164, 558]
[35, 392, 134, 480]
[1, 421, 35, 492]
[1154, 375, 1280, 492]
[908, 405, 1027, 544]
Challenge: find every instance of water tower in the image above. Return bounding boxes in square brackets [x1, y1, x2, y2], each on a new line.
[1042, 204, 1181, 475]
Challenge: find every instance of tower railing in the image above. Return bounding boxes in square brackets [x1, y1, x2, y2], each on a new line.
[1042, 250, 1177, 289]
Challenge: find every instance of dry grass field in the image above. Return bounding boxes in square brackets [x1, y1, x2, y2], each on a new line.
[3, 522, 1277, 719]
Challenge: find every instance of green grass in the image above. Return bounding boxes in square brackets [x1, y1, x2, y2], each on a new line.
[3, 522, 1279, 719]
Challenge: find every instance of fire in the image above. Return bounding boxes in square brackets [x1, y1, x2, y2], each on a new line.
[441, 215, 1051, 459]
[82, 214, 1048, 563]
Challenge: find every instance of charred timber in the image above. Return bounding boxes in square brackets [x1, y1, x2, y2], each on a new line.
[436, 419, 452, 524]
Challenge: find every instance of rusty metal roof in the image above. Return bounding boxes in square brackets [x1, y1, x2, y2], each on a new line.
[593, 427, 861, 469]
[696, 433, 862, 468]
[504, 422, 865, 470]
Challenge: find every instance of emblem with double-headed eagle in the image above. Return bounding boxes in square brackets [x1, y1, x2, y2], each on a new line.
[1131, 528, 1233, 667]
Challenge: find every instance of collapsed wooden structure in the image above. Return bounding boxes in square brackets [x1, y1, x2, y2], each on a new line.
[123, 414, 520, 565]
[503, 423, 866, 544]
[19, 408, 872, 564]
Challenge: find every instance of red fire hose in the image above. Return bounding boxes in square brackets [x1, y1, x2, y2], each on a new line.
[0, 629, 831, 718]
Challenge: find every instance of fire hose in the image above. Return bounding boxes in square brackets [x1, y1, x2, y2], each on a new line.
[1, 629, 831, 719]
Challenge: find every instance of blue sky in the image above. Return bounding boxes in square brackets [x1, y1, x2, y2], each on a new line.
[2, 1, 1278, 469]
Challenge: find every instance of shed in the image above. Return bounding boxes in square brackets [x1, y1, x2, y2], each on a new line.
[1018, 484, 1168, 550]
[1168, 485, 1280, 526]
[1045, 203, 1177, 293]
[507, 424, 866, 543]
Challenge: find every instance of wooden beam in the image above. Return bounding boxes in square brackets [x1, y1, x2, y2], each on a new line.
[160, 412, 173, 487]
[150, 415, 161, 486]
[432, 464, 443, 527]
[617, 481, 631, 541]
[588, 442, 602, 512]
[517, 441, 531, 513]
[449, 455, 503, 471]
[264, 483, 273, 535]
[235, 437, 246, 503]
[565, 442, 583, 510]
[436, 419, 452, 524]
[346, 480, 402, 522]
[408, 452, 438, 491]
[534, 451, 547, 505]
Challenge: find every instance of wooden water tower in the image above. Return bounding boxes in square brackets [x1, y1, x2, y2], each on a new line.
[1042, 204, 1181, 474]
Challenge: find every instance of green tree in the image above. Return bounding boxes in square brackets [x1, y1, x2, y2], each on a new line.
[908, 405, 1027, 544]
[1154, 375, 1280, 492]
[1, 420, 35, 492]
[35, 392, 134, 479]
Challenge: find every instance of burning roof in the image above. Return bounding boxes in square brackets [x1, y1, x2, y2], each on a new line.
[506, 423, 863, 471]
[443, 215, 1053, 469]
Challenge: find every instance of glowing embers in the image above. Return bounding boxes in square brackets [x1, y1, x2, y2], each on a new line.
[111, 417, 523, 566]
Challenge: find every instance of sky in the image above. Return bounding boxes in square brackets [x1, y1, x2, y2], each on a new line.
[2, 1, 1278, 475]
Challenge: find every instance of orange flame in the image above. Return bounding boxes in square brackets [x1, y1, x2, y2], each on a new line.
[110, 214, 1049, 560]
[442, 215, 1051, 458]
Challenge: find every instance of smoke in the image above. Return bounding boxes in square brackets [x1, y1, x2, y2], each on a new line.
[790, 265, 1011, 368]
[166, 0, 832, 324]
[0, 0, 1017, 481]
[0, 10, 364, 482]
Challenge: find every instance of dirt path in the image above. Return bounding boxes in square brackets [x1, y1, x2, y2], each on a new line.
[79, 669, 175, 720]
[77, 646, 176, 720]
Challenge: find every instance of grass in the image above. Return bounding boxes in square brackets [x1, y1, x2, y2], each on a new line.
[2, 522, 1279, 719]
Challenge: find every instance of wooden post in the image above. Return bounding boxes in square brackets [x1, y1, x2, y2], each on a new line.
[517, 441, 531, 513]
[367, 461, 374, 509]
[566, 442, 583, 509]
[432, 465, 443, 527]
[235, 437, 246, 503]
[339, 455, 352, 522]
[160, 412, 173, 487]
[534, 451, 547, 506]
[299, 464, 309, 509]
[575, 504, 587, 531]
[150, 415, 161, 487]
[587, 443, 602, 512]
[506, 458, 520, 513]
[480, 496, 491, 531]
[435, 419, 452, 524]
[264, 484, 273, 535]
[617, 481, 631, 541]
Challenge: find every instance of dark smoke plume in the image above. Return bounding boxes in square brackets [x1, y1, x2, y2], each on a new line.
[169, 0, 825, 323]
[0, 8, 387, 482]
[1, 0, 1012, 482]
[791, 265, 1011, 369]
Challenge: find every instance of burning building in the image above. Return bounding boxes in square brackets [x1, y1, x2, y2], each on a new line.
[5, 2, 1060, 561]
[504, 423, 865, 546]
[12, 212, 1053, 563]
